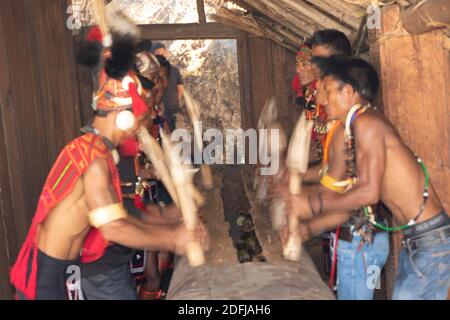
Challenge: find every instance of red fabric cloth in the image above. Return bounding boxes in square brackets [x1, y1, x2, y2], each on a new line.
[10, 133, 122, 300]
[86, 26, 103, 44]
[291, 74, 303, 98]
[118, 137, 139, 157]
[128, 81, 148, 118]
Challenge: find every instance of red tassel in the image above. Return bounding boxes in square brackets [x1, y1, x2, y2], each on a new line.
[328, 226, 341, 290]
[86, 26, 103, 44]
[134, 195, 145, 209]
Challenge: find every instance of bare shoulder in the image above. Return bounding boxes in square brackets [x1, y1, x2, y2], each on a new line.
[332, 124, 345, 143]
[83, 157, 114, 195]
[84, 157, 111, 180]
[353, 110, 391, 141]
[83, 157, 118, 209]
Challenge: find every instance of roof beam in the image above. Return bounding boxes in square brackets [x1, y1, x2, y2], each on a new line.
[277, 0, 353, 37]
[234, 0, 315, 36]
[303, 0, 363, 30]
[139, 22, 240, 40]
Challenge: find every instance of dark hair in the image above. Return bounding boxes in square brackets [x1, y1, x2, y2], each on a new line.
[136, 39, 153, 53]
[151, 42, 166, 53]
[137, 74, 155, 90]
[155, 54, 171, 78]
[104, 33, 137, 79]
[312, 56, 379, 102]
[307, 29, 352, 56]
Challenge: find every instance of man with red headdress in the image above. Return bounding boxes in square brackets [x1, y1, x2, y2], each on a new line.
[9, 25, 209, 300]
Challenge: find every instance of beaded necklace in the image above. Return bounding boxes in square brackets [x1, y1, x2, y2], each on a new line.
[304, 81, 329, 160]
[342, 107, 430, 232]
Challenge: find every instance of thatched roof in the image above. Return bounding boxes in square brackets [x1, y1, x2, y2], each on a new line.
[206, 0, 428, 53]
[72, 0, 449, 54]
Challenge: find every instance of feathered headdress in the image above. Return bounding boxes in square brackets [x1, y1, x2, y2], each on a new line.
[77, 0, 147, 118]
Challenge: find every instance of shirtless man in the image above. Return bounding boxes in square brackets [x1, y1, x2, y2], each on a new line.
[80, 39, 175, 300]
[275, 56, 449, 300]
[10, 33, 208, 300]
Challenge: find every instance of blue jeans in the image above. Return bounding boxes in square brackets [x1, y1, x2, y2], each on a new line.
[393, 230, 450, 300]
[333, 232, 389, 300]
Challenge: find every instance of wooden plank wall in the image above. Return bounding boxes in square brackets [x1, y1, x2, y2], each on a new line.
[370, 5, 450, 299]
[238, 35, 298, 136]
[0, 0, 81, 299]
[377, 5, 450, 212]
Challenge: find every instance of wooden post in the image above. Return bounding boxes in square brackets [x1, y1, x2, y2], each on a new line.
[197, 0, 207, 24]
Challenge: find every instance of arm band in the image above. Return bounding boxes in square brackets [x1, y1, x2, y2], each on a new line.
[320, 174, 347, 194]
[88, 203, 128, 228]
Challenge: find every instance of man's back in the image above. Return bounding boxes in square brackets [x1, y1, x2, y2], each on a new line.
[354, 110, 443, 224]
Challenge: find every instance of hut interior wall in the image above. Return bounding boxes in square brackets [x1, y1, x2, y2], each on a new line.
[371, 4, 450, 299]
[377, 5, 450, 212]
[0, 0, 81, 299]
[238, 35, 298, 137]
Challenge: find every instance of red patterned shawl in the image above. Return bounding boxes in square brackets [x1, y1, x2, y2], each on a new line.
[10, 133, 122, 300]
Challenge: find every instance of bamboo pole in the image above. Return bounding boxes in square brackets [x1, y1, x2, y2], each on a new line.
[307, 0, 364, 30]
[278, 0, 354, 36]
[248, 16, 299, 51]
[210, 6, 265, 36]
[212, 0, 310, 49]
[237, 0, 318, 36]
[137, 126, 205, 208]
[251, 15, 300, 52]
[256, 0, 321, 35]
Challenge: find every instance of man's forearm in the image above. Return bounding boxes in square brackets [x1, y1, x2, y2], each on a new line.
[127, 210, 169, 226]
[100, 218, 175, 251]
[308, 184, 377, 219]
[303, 163, 321, 183]
[304, 211, 353, 237]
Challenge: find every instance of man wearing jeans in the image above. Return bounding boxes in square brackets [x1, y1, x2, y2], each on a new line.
[333, 230, 389, 299]
[291, 30, 389, 300]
